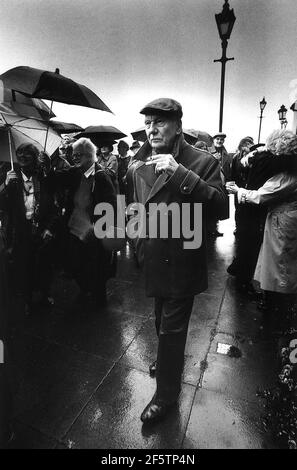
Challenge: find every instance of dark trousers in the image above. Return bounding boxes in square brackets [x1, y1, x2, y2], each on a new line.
[0, 233, 12, 447]
[66, 233, 107, 299]
[154, 296, 194, 403]
[235, 207, 265, 284]
[11, 221, 54, 303]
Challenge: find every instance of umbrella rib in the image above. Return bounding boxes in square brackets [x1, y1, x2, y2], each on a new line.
[0, 114, 46, 131]
[12, 127, 47, 148]
[12, 124, 49, 131]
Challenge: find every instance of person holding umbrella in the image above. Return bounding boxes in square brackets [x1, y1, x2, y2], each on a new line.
[0, 144, 58, 315]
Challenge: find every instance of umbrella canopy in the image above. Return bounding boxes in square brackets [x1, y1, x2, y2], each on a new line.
[76, 125, 127, 147]
[0, 112, 61, 164]
[0, 66, 112, 113]
[131, 127, 147, 142]
[131, 127, 213, 147]
[49, 120, 84, 135]
[183, 129, 213, 146]
[0, 83, 55, 121]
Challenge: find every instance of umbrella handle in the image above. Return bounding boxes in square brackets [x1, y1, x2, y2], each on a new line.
[44, 100, 54, 152]
[8, 127, 14, 171]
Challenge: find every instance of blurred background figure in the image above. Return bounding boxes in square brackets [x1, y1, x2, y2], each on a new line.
[206, 132, 231, 237]
[230, 136, 255, 235]
[117, 140, 130, 197]
[130, 140, 141, 158]
[209, 132, 232, 181]
[97, 143, 119, 193]
[194, 140, 208, 151]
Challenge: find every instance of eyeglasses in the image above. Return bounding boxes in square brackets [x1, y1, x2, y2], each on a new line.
[144, 118, 167, 129]
[72, 152, 85, 158]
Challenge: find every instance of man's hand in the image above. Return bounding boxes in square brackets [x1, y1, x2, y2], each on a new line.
[225, 181, 239, 194]
[145, 154, 178, 175]
[5, 170, 18, 186]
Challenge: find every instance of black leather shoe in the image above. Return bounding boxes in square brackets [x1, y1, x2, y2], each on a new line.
[140, 398, 176, 424]
[149, 360, 157, 377]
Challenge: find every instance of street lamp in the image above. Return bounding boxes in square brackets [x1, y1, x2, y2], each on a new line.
[214, 0, 236, 132]
[278, 105, 288, 129]
[258, 97, 267, 144]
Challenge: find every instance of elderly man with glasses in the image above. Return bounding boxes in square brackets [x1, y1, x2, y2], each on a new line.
[133, 98, 228, 424]
[47, 138, 117, 307]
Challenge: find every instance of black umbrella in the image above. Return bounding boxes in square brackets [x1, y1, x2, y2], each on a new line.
[0, 84, 55, 120]
[76, 125, 127, 147]
[131, 127, 147, 142]
[0, 67, 113, 152]
[0, 66, 112, 112]
[183, 129, 213, 146]
[50, 120, 84, 135]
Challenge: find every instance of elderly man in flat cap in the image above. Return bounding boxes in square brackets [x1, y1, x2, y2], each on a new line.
[207, 132, 232, 236]
[133, 98, 228, 424]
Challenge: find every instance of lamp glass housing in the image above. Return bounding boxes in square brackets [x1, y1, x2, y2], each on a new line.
[215, 2, 236, 40]
[278, 105, 287, 121]
[260, 98, 267, 111]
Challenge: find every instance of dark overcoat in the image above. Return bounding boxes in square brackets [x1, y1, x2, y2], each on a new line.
[47, 163, 118, 279]
[133, 135, 228, 298]
[0, 163, 59, 248]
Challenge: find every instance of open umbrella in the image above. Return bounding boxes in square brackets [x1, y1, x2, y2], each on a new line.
[0, 66, 112, 112]
[183, 129, 213, 146]
[76, 125, 127, 147]
[49, 120, 84, 135]
[0, 82, 55, 121]
[0, 66, 113, 152]
[131, 127, 147, 142]
[0, 111, 61, 168]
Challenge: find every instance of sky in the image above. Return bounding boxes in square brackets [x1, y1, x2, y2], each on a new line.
[0, 0, 297, 151]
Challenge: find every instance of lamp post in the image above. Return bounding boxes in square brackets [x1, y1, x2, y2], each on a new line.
[258, 97, 267, 144]
[214, 0, 236, 132]
[278, 105, 288, 129]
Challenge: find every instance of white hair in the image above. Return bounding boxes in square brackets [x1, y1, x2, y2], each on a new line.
[266, 130, 297, 156]
[73, 138, 97, 159]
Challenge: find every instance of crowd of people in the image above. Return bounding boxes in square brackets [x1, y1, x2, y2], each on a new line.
[0, 96, 296, 440]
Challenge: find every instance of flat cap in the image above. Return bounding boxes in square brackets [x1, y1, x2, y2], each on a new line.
[140, 98, 183, 119]
[213, 132, 226, 139]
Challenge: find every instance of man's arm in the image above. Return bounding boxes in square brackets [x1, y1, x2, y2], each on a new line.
[165, 159, 228, 219]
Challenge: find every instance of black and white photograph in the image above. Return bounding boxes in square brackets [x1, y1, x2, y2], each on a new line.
[0, 0, 297, 452]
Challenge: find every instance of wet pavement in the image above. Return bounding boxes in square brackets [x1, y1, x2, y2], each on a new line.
[6, 213, 281, 449]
